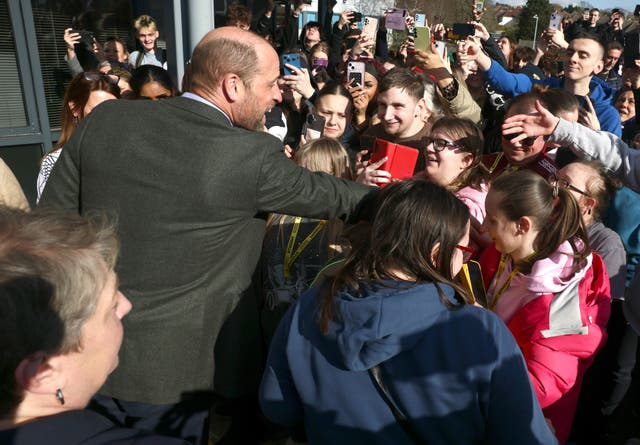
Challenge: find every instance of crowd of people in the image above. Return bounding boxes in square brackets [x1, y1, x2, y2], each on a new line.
[3, 2, 640, 445]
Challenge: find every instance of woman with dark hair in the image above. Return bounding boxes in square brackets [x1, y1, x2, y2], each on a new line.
[260, 180, 557, 445]
[36, 72, 120, 202]
[613, 86, 639, 143]
[416, 117, 490, 223]
[480, 170, 611, 444]
[130, 65, 178, 100]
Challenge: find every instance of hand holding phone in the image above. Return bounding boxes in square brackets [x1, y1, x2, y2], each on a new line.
[347, 61, 366, 86]
[302, 113, 326, 141]
[281, 53, 301, 76]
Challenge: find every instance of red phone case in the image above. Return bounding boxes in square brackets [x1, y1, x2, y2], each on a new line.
[369, 139, 419, 186]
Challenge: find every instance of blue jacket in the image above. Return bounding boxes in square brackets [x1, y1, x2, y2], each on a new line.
[484, 60, 622, 137]
[260, 280, 558, 445]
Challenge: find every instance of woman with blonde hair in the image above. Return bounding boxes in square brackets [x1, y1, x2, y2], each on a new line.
[260, 137, 353, 344]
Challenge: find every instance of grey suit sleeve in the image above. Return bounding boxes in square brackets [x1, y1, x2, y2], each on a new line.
[550, 119, 640, 193]
[255, 139, 373, 220]
[37, 118, 85, 211]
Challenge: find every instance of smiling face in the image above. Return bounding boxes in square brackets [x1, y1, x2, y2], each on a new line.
[377, 87, 425, 138]
[482, 190, 522, 255]
[137, 26, 159, 52]
[501, 103, 546, 166]
[423, 130, 473, 188]
[235, 45, 282, 130]
[563, 38, 604, 82]
[615, 90, 636, 122]
[314, 94, 350, 139]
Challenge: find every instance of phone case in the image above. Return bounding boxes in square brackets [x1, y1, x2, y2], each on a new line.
[414, 26, 431, 52]
[434, 40, 446, 58]
[549, 13, 562, 30]
[362, 17, 379, 40]
[302, 113, 326, 141]
[385, 9, 407, 30]
[347, 61, 365, 86]
[452, 23, 475, 39]
[369, 139, 419, 186]
[282, 53, 301, 76]
[474, 0, 484, 11]
[414, 13, 426, 27]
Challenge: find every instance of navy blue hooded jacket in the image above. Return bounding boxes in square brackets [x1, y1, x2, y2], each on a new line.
[260, 280, 558, 445]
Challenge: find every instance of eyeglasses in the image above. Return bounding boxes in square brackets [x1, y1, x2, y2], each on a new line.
[83, 72, 120, 85]
[547, 173, 591, 197]
[424, 137, 463, 152]
[502, 132, 538, 147]
[456, 245, 475, 263]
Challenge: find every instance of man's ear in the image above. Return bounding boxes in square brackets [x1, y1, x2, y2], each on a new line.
[592, 59, 604, 76]
[14, 353, 64, 395]
[221, 73, 243, 103]
[414, 97, 427, 119]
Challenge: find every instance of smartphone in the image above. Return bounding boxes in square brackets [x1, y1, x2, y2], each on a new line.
[414, 26, 431, 52]
[347, 61, 366, 86]
[474, 0, 484, 12]
[370, 139, 419, 185]
[385, 8, 407, 30]
[414, 13, 427, 27]
[635, 4, 640, 17]
[302, 113, 326, 141]
[434, 40, 446, 58]
[274, 2, 287, 28]
[281, 53, 301, 76]
[452, 23, 475, 40]
[362, 16, 379, 41]
[349, 12, 363, 23]
[70, 29, 94, 49]
[549, 13, 562, 30]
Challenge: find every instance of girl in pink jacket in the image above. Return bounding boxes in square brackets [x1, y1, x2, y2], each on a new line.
[480, 170, 611, 444]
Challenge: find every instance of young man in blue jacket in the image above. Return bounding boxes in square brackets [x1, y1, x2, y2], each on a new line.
[461, 34, 621, 137]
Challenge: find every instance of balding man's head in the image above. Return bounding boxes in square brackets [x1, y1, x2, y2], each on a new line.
[189, 27, 273, 96]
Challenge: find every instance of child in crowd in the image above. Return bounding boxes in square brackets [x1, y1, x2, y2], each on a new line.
[480, 170, 611, 444]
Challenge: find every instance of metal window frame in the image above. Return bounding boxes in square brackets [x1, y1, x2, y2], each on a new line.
[1, 0, 53, 153]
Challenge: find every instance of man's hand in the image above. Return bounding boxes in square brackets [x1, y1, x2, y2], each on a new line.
[63, 28, 80, 53]
[578, 96, 601, 131]
[472, 21, 490, 41]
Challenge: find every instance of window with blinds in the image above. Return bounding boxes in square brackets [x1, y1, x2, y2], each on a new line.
[0, 1, 28, 129]
[30, 1, 134, 130]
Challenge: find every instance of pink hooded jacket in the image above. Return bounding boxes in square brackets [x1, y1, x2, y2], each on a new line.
[480, 242, 611, 444]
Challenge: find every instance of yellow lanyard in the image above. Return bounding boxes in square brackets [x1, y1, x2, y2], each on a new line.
[488, 254, 520, 310]
[284, 217, 327, 280]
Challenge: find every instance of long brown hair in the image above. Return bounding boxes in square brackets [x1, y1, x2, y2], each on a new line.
[318, 180, 472, 334]
[490, 170, 591, 275]
[55, 72, 120, 152]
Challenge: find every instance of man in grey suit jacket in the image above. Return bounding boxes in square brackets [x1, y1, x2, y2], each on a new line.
[39, 27, 371, 444]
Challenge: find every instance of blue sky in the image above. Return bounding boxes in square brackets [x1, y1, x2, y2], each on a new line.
[498, 0, 637, 12]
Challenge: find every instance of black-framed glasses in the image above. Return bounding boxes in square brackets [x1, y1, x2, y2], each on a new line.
[83, 72, 120, 85]
[502, 132, 538, 147]
[456, 245, 475, 263]
[547, 173, 591, 197]
[424, 136, 463, 152]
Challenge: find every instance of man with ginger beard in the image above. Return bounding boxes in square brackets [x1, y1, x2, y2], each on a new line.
[39, 27, 371, 444]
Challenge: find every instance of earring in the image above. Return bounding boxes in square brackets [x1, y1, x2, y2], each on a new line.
[56, 388, 65, 405]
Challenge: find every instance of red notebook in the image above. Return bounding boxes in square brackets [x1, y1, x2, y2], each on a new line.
[369, 139, 419, 186]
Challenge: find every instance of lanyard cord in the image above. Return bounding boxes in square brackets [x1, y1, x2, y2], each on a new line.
[284, 217, 327, 280]
[488, 254, 520, 310]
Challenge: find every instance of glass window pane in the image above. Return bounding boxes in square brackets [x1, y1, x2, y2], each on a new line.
[0, 1, 28, 129]
[30, 1, 134, 130]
